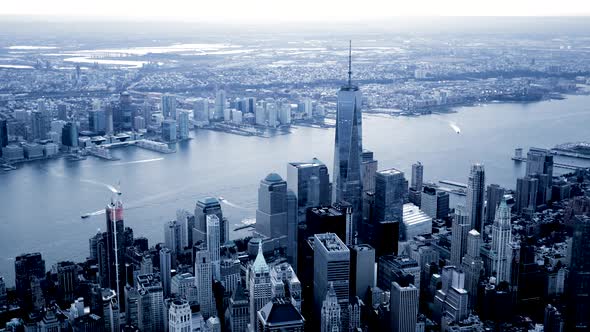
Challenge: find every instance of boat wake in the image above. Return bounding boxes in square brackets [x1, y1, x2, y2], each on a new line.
[109, 158, 164, 166]
[449, 122, 461, 134]
[219, 197, 249, 210]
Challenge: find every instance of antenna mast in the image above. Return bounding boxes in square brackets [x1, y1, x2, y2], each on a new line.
[348, 40, 352, 86]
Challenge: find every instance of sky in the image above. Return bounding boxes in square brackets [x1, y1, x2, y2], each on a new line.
[1, 0, 589, 22]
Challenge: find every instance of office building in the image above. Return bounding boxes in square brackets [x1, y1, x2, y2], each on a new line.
[286, 190, 298, 270]
[305, 202, 351, 247]
[287, 159, 331, 221]
[161, 95, 177, 119]
[257, 298, 305, 332]
[461, 230, 484, 308]
[485, 184, 505, 226]
[390, 278, 419, 332]
[526, 147, 553, 203]
[88, 109, 106, 133]
[373, 220, 400, 257]
[401, 203, 432, 241]
[411, 162, 424, 193]
[31, 110, 50, 141]
[161, 119, 177, 142]
[249, 244, 272, 331]
[321, 283, 341, 332]
[206, 214, 221, 279]
[220, 258, 241, 296]
[270, 262, 302, 310]
[490, 197, 512, 283]
[61, 121, 78, 148]
[194, 249, 216, 319]
[450, 205, 470, 266]
[56, 261, 78, 304]
[332, 44, 363, 240]
[350, 244, 375, 300]
[168, 299, 192, 332]
[0, 119, 8, 155]
[361, 150, 378, 193]
[160, 248, 172, 299]
[516, 176, 539, 216]
[256, 173, 289, 239]
[170, 272, 197, 305]
[117, 92, 133, 131]
[14, 252, 46, 310]
[433, 266, 469, 323]
[229, 282, 249, 332]
[313, 233, 350, 328]
[133, 116, 146, 131]
[420, 185, 450, 220]
[164, 220, 183, 263]
[378, 255, 421, 292]
[466, 164, 485, 233]
[193, 98, 210, 122]
[375, 168, 406, 224]
[194, 197, 225, 246]
[567, 215, 590, 330]
[0, 276, 6, 308]
[136, 274, 165, 332]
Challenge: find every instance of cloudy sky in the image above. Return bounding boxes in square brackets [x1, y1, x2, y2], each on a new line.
[1, 0, 589, 21]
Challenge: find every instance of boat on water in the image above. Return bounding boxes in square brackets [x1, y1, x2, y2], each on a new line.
[81, 214, 90, 219]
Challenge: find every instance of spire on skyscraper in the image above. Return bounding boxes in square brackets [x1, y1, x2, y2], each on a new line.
[252, 242, 269, 274]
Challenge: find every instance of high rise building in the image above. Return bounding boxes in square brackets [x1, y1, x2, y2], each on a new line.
[229, 282, 249, 332]
[161, 119, 177, 142]
[118, 92, 133, 131]
[516, 176, 539, 216]
[361, 150, 378, 193]
[0, 276, 6, 308]
[321, 283, 341, 332]
[193, 98, 210, 122]
[461, 230, 484, 308]
[375, 168, 406, 224]
[490, 197, 512, 283]
[567, 215, 590, 330]
[168, 299, 192, 332]
[171, 272, 198, 305]
[215, 90, 226, 120]
[350, 244, 375, 300]
[466, 164, 485, 233]
[104, 196, 126, 309]
[56, 261, 78, 304]
[30, 110, 50, 141]
[450, 205, 470, 266]
[433, 266, 469, 323]
[88, 109, 106, 133]
[249, 245, 272, 331]
[313, 233, 350, 328]
[164, 220, 183, 263]
[220, 258, 241, 296]
[177, 110, 190, 140]
[377, 255, 421, 292]
[333, 43, 363, 240]
[287, 159, 331, 221]
[390, 278, 419, 332]
[401, 203, 433, 241]
[14, 252, 46, 310]
[420, 185, 450, 220]
[136, 274, 165, 332]
[305, 203, 350, 246]
[195, 249, 216, 319]
[206, 215, 221, 280]
[159, 248, 172, 299]
[193, 197, 226, 246]
[372, 220, 400, 257]
[411, 162, 424, 193]
[257, 298, 305, 332]
[256, 173, 289, 239]
[161, 95, 177, 119]
[61, 121, 78, 148]
[270, 262, 302, 311]
[485, 184, 505, 226]
[0, 119, 8, 156]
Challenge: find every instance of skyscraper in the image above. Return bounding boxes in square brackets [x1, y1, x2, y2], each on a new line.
[161, 95, 177, 119]
[206, 214, 221, 280]
[256, 173, 288, 239]
[567, 215, 590, 330]
[287, 158, 331, 221]
[490, 197, 512, 283]
[313, 233, 350, 328]
[450, 205, 470, 266]
[461, 230, 484, 308]
[390, 278, 419, 332]
[215, 90, 226, 120]
[333, 42, 364, 239]
[168, 299, 192, 332]
[257, 298, 305, 331]
[485, 184, 505, 226]
[159, 248, 172, 299]
[361, 150, 378, 193]
[229, 283, 249, 332]
[177, 110, 190, 140]
[194, 249, 216, 319]
[118, 92, 133, 131]
[105, 196, 126, 309]
[350, 244, 375, 300]
[0, 119, 7, 156]
[409, 162, 424, 207]
[14, 252, 46, 310]
[516, 176, 539, 216]
[321, 283, 341, 332]
[420, 185, 450, 220]
[249, 244, 272, 331]
[161, 119, 177, 142]
[136, 274, 165, 332]
[433, 266, 469, 323]
[164, 220, 183, 262]
[375, 168, 406, 224]
[193, 197, 225, 246]
[466, 164, 485, 233]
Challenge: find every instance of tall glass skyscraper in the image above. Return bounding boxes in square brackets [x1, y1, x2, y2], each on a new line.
[466, 163, 485, 233]
[333, 43, 363, 239]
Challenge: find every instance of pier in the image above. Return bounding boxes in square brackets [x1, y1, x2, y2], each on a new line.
[511, 156, 584, 170]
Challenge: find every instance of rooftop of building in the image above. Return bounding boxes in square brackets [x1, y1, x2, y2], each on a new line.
[258, 298, 305, 326]
[403, 203, 432, 226]
[197, 196, 220, 206]
[264, 172, 284, 183]
[377, 168, 403, 176]
[315, 233, 348, 252]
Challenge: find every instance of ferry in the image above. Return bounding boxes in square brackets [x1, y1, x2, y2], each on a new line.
[81, 214, 90, 219]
